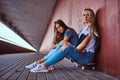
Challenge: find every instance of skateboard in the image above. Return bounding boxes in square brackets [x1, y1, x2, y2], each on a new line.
[75, 63, 96, 70]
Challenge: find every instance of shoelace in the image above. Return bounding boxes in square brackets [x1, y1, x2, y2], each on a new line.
[33, 64, 37, 67]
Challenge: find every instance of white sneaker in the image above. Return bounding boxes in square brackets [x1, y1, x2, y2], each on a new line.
[30, 64, 49, 73]
[25, 62, 37, 69]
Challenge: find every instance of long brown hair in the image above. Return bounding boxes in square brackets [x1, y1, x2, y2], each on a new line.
[53, 19, 69, 44]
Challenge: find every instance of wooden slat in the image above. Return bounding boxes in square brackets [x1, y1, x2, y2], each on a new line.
[0, 53, 118, 80]
[37, 73, 46, 80]
[8, 55, 34, 80]
[0, 54, 32, 79]
[0, 54, 29, 78]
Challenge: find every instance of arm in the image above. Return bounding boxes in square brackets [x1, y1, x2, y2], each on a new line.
[51, 33, 70, 48]
[63, 36, 70, 42]
[59, 36, 70, 45]
[52, 31, 61, 49]
[59, 29, 71, 44]
[76, 34, 91, 53]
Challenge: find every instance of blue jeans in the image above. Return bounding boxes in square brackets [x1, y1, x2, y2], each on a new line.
[44, 45, 94, 66]
[44, 44, 62, 60]
[66, 46, 94, 64]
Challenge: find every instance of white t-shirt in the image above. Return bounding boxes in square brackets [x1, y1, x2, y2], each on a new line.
[78, 26, 98, 53]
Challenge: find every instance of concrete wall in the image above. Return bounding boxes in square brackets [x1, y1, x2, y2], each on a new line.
[40, 0, 120, 78]
[0, 41, 35, 54]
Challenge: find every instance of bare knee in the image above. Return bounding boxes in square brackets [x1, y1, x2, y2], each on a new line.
[59, 40, 67, 45]
[60, 43, 69, 51]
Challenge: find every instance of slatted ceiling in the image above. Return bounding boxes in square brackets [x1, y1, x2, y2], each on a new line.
[0, 0, 57, 51]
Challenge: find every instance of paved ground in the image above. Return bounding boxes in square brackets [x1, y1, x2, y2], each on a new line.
[0, 53, 118, 80]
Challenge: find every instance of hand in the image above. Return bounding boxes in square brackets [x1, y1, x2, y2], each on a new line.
[81, 50, 86, 54]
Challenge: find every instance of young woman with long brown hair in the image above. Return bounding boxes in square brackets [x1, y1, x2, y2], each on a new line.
[26, 19, 79, 71]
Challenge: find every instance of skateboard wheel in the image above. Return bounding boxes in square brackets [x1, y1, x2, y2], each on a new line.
[82, 66, 85, 70]
[92, 66, 95, 70]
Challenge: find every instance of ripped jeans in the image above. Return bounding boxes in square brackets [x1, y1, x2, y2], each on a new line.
[44, 43, 94, 66]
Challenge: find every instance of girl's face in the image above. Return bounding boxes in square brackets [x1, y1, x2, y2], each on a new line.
[82, 10, 93, 25]
[55, 23, 64, 33]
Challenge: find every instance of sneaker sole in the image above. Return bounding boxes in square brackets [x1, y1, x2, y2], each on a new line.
[25, 66, 34, 69]
[30, 70, 49, 73]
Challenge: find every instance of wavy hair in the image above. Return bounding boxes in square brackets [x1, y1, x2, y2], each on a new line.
[53, 19, 69, 44]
